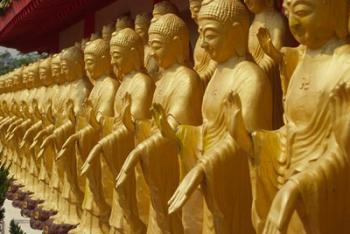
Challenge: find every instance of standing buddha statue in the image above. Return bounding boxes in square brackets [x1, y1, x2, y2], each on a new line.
[168, 0, 272, 233]
[57, 39, 119, 234]
[245, 0, 289, 129]
[116, 14, 203, 234]
[81, 28, 155, 234]
[227, 0, 350, 233]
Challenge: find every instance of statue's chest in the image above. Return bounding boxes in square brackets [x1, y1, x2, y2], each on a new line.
[153, 78, 175, 105]
[114, 80, 133, 111]
[285, 57, 339, 124]
[203, 73, 237, 121]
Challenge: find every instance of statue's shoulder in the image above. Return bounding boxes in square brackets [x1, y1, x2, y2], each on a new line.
[102, 76, 119, 90]
[176, 66, 202, 86]
[134, 72, 154, 85]
[237, 60, 266, 80]
[334, 44, 350, 59]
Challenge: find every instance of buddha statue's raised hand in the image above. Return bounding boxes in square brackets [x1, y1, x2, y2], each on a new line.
[81, 93, 134, 176]
[224, 92, 253, 156]
[151, 103, 179, 146]
[330, 81, 350, 153]
[257, 27, 283, 65]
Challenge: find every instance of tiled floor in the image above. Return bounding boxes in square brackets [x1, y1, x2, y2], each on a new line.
[3, 199, 42, 234]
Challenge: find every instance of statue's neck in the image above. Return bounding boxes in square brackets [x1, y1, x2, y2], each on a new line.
[216, 55, 245, 71]
[305, 37, 345, 56]
[160, 63, 181, 77]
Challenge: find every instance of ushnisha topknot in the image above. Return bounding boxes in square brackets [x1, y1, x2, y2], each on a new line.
[149, 13, 189, 41]
[198, 0, 250, 25]
[84, 39, 110, 58]
[61, 46, 84, 63]
[153, 1, 179, 15]
[115, 15, 134, 31]
[135, 12, 152, 27]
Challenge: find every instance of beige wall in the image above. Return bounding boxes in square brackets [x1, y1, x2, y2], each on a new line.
[59, 20, 84, 50]
[59, 0, 197, 50]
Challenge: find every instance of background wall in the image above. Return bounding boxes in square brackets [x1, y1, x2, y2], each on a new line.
[58, 0, 198, 50]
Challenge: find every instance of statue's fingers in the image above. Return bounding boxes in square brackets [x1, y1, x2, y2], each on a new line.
[168, 194, 187, 214]
[168, 187, 181, 206]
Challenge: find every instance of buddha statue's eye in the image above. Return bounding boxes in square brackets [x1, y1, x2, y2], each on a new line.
[292, 3, 312, 17]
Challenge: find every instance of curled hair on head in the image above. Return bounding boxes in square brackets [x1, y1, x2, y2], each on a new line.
[153, 1, 179, 16]
[61, 46, 84, 65]
[110, 28, 144, 59]
[149, 13, 190, 64]
[135, 12, 152, 28]
[115, 15, 134, 31]
[84, 39, 110, 58]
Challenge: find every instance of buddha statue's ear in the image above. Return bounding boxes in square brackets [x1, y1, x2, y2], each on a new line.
[232, 21, 246, 57]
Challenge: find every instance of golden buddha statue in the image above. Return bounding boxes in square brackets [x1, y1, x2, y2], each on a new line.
[35, 52, 68, 211]
[189, 0, 217, 88]
[115, 15, 134, 32]
[116, 14, 203, 234]
[217, 0, 350, 233]
[245, 0, 289, 129]
[57, 39, 119, 234]
[39, 46, 91, 225]
[135, 13, 158, 79]
[168, 0, 272, 233]
[152, 1, 179, 22]
[80, 28, 155, 234]
[102, 24, 114, 43]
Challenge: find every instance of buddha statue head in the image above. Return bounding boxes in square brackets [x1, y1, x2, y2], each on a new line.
[22, 65, 30, 88]
[12, 67, 23, 90]
[102, 24, 115, 42]
[244, 0, 274, 14]
[152, 1, 179, 22]
[135, 13, 152, 44]
[110, 28, 144, 78]
[27, 62, 40, 88]
[81, 38, 89, 50]
[90, 33, 101, 41]
[189, 0, 202, 22]
[5, 76, 13, 93]
[115, 15, 134, 32]
[198, 0, 250, 62]
[84, 38, 111, 82]
[60, 46, 85, 82]
[283, 0, 348, 49]
[148, 13, 190, 69]
[51, 53, 64, 84]
[39, 57, 53, 87]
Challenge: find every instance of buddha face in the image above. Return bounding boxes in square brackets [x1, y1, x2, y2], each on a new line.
[102, 29, 112, 42]
[39, 62, 52, 86]
[51, 60, 63, 83]
[110, 45, 132, 76]
[189, 0, 202, 22]
[283, 0, 335, 49]
[84, 54, 99, 80]
[198, 19, 236, 63]
[60, 58, 75, 80]
[135, 24, 148, 43]
[149, 33, 176, 69]
[244, 0, 270, 14]
[22, 67, 29, 86]
[28, 65, 38, 87]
